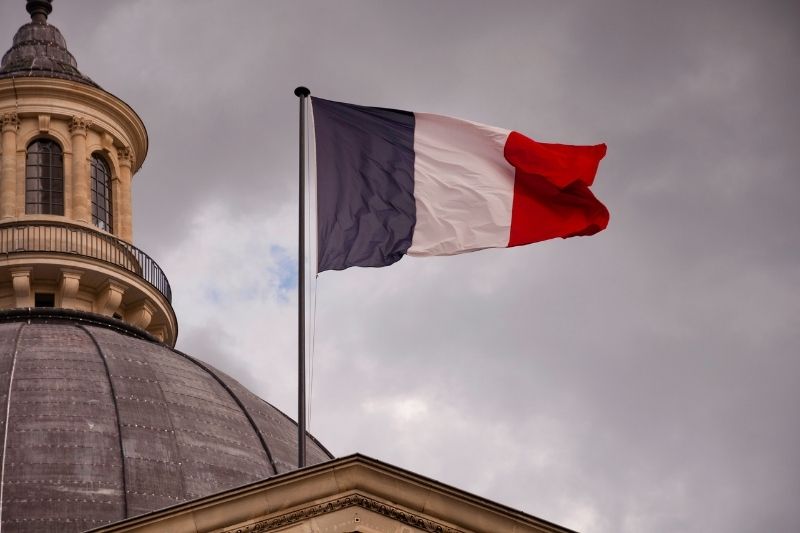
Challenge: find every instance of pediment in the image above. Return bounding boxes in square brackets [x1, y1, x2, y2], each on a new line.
[225, 492, 463, 532]
[90, 454, 575, 533]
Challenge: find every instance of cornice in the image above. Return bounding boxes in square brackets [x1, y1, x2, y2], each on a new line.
[0, 77, 147, 173]
[224, 492, 464, 533]
[0, 307, 159, 344]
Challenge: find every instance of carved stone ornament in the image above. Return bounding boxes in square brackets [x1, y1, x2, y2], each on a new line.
[222, 493, 464, 533]
[58, 269, 83, 310]
[96, 280, 127, 317]
[1, 113, 20, 132]
[117, 146, 133, 166]
[68, 115, 92, 135]
[10, 268, 33, 308]
[127, 300, 155, 330]
[38, 114, 51, 133]
[101, 132, 114, 150]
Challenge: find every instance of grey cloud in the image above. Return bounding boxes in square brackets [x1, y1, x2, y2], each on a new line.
[0, 1, 798, 531]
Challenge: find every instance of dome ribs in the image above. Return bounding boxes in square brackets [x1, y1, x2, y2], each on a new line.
[84, 326, 275, 510]
[0, 313, 333, 528]
[0, 323, 125, 531]
[81, 327, 188, 518]
[260, 396, 335, 468]
[169, 349, 280, 477]
[174, 352, 334, 474]
[79, 325, 129, 520]
[0, 322, 23, 528]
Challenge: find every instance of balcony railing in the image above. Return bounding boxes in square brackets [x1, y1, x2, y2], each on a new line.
[0, 221, 172, 303]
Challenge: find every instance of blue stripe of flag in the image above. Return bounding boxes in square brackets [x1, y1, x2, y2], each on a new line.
[312, 98, 417, 272]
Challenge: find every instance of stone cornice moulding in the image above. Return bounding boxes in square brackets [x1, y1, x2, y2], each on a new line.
[0, 77, 147, 173]
[223, 492, 464, 533]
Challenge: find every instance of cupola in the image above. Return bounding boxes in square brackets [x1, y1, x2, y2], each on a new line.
[0, 0, 99, 87]
[0, 0, 176, 344]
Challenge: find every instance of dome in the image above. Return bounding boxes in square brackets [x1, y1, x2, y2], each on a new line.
[0, 1, 99, 87]
[0, 309, 332, 531]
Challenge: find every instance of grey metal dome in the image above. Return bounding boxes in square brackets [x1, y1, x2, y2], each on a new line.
[0, 310, 332, 532]
[0, 1, 99, 87]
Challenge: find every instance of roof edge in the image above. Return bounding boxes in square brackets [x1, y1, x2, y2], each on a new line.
[0, 307, 159, 344]
[87, 453, 578, 533]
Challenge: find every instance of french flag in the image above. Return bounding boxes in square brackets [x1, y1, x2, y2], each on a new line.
[312, 97, 609, 272]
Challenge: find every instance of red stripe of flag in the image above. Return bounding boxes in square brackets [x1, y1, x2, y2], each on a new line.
[505, 131, 610, 247]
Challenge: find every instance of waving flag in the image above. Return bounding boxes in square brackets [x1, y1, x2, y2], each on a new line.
[312, 97, 609, 272]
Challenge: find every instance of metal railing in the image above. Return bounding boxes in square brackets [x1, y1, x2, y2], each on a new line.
[0, 221, 172, 303]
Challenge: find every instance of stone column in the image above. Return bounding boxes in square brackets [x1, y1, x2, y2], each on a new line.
[69, 116, 91, 223]
[116, 147, 133, 241]
[1, 113, 20, 219]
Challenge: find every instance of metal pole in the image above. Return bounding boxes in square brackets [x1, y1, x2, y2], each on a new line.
[294, 86, 310, 468]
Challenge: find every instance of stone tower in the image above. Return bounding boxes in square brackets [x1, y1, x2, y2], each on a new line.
[0, 0, 175, 344]
[0, 3, 332, 531]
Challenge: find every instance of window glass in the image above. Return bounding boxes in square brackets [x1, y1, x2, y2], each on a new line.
[25, 140, 64, 215]
[90, 154, 113, 232]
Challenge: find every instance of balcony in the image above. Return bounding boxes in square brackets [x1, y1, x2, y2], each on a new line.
[0, 220, 171, 303]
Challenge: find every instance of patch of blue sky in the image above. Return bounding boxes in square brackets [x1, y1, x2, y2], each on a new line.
[203, 286, 223, 305]
[269, 244, 296, 302]
[198, 246, 296, 305]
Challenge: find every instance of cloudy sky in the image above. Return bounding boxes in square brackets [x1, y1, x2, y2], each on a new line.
[2, 1, 798, 531]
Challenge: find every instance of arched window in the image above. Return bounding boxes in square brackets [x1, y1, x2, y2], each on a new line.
[26, 139, 64, 215]
[90, 154, 113, 232]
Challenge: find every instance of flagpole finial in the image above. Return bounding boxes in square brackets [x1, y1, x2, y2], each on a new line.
[294, 86, 310, 98]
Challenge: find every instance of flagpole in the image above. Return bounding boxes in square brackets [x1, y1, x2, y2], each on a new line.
[294, 86, 310, 468]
